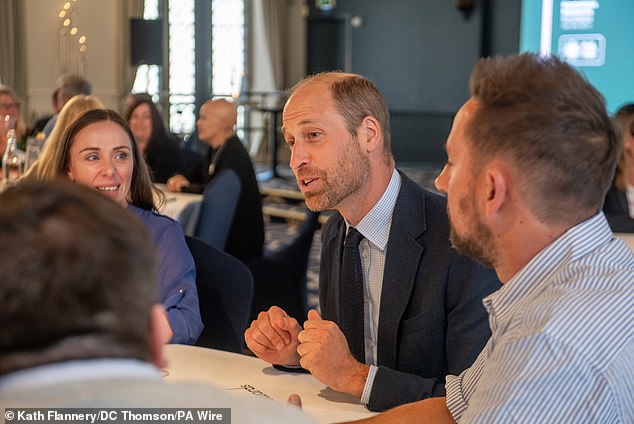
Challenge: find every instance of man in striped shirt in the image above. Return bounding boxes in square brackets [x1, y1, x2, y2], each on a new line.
[351, 53, 634, 422]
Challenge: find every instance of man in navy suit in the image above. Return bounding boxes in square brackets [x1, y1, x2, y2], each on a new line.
[245, 72, 500, 411]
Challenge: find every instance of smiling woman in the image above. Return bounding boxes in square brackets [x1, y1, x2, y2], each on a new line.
[32, 109, 203, 345]
[67, 120, 134, 208]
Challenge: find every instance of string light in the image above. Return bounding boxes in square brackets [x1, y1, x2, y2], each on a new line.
[57, 0, 87, 75]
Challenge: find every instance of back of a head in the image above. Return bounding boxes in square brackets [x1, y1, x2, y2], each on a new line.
[57, 95, 105, 129]
[57, 73, 92, 99]
[0, 180, 157, 375]
[467, 53, 617, 225]
[32, 95, 105, 180]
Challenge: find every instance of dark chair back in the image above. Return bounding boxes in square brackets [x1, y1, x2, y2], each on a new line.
[186, 235, 253, 353]
[194, 169, 241, 250]
[247, 211, 320, 323]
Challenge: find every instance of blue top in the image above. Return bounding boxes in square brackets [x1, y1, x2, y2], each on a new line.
[128, 204, 203, 344]
[446, 213, 634, 422]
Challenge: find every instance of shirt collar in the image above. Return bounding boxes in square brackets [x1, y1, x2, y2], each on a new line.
[483, 212, 614, 328]
[0, 358, 161, 394]
[345, 169, 401, 251]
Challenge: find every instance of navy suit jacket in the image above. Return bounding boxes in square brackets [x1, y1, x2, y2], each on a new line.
[603, 184, 634, 233]
[319, 171, 500, 411]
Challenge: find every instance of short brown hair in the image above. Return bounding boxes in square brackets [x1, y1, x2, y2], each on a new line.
[467, 53, 618, 224]
[45, 108, 160, 210]
[291, 72, 392, 158]
[0, 180, 157, 374]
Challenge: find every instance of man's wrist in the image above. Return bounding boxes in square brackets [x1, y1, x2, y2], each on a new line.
[345, 362, 371, 398]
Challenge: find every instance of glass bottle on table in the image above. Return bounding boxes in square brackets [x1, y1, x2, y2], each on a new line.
[2, 115, 22, 182]
[24, 132, 45, 173]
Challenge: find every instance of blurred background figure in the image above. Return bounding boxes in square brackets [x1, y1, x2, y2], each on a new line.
[0, 84, 28, 152]
[167, 99, 264, 262]
[125, 93, 183, 183]
[603, 103, 634, 233]
[41, 73, 92, 137]
[23, 94, 104, 179]
[35, 109, 203, 344]
[29, 88, 62, 137]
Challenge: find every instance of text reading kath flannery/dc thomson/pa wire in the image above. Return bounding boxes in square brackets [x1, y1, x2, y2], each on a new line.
[4, 408, 231, 424]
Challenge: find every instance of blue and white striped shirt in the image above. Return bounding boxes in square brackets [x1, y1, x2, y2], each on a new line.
[446, 213, 634, 423]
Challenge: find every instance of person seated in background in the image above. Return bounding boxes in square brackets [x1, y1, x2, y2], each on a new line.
[0, 84, 28, 152]
[41, 73, 92, 137]
[246, 71, 500, 412]
[35, 108, 203, 345]
[29, 87, 61, 137]
[603, 103, 634, 233]
[346, 53, 633, 423]
[0, 180, 311, 423]
[22, 94, 104, 179]
[167, 99, 264, 262]
[125, 93, 183, 183]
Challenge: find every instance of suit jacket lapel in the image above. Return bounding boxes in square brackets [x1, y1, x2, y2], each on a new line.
[377, 173, 427, 368]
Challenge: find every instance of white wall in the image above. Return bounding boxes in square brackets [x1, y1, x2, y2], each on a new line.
[22, 0, 123, 122]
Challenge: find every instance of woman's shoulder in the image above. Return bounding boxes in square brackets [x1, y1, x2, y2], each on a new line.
[127, 204, 181, 231]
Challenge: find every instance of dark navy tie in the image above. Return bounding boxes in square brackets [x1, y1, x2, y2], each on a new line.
[340, 227, 365, 362]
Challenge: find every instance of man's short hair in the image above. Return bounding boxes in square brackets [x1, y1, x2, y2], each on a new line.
[290, 72, 392, 157]
[467, 53, 618, 225]
[57, 73, 92, 97]
[0, 180, 157, 375]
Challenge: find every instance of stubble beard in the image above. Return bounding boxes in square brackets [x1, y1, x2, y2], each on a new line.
[302, 138, 370, 212]
[449, 194, 497, 269]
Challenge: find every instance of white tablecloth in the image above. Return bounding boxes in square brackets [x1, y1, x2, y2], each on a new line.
[163, 345, 376, 423]
[155, 184, 202, 236]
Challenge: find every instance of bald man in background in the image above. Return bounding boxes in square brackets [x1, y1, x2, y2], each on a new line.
[167, 99, 264, 261]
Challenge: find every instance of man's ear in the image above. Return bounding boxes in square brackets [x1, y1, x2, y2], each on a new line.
[359, 116, 381, 153]
[483, 163, 509, 219]
[148, 304, 171, 369]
